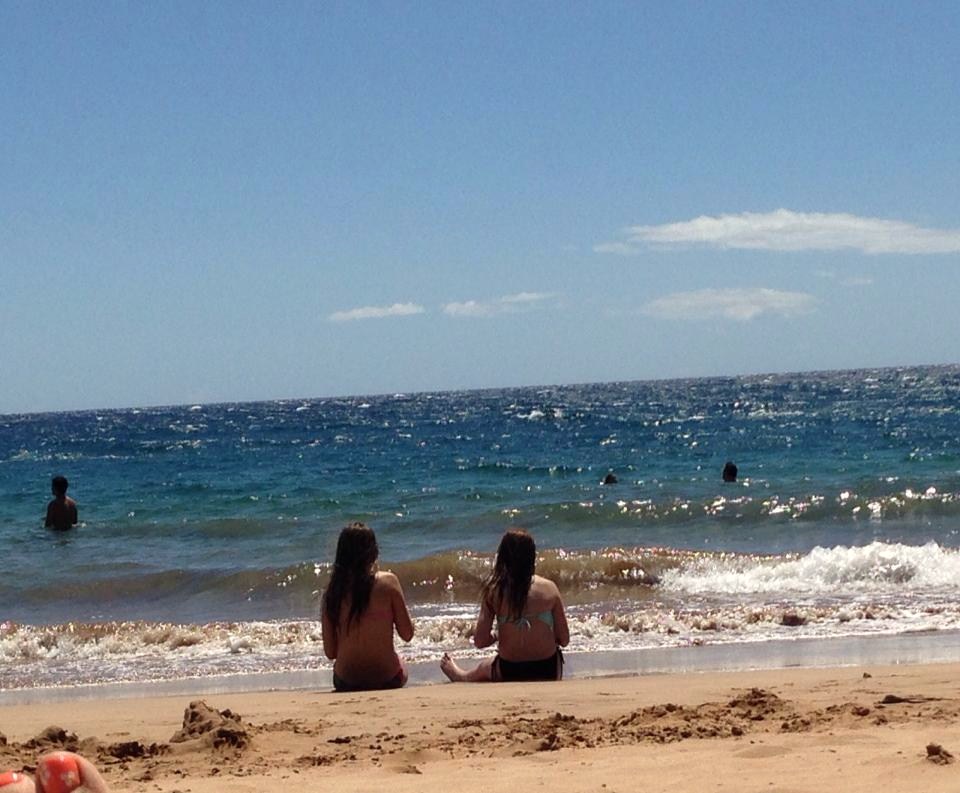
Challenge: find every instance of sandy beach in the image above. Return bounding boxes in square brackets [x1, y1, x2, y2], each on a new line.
[4, 663, 960, 792]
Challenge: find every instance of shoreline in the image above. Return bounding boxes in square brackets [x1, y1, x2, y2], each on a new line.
[5, 629, 960, 706]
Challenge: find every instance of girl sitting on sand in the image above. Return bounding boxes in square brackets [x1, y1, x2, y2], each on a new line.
[321, 522, 415, 691]
[441, 528, 570, 682]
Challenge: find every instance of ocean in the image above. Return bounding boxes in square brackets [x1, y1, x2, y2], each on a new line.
[2, 365, 960, 692]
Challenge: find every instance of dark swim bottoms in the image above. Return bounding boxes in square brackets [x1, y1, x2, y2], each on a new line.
[493, 649, 564, 682]
[333, 667, 406, 692]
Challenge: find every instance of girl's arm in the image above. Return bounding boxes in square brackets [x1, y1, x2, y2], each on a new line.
[320, 595, 338, 660]
[388, 573, 415, 642]
[473, 599, 496, 648]
[552, 586, 570, 647]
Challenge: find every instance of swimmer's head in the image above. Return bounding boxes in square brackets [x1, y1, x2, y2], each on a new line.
[51, 476, 69, 497]
[722, 461, 738, 482]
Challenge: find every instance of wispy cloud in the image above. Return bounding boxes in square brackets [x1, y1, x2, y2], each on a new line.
[328, 302, 425, 322]
[597, 209, 960, 255]
[816, 270, 874, 287]
[443, 292, 557, 318]
[643, 288, 816, 321]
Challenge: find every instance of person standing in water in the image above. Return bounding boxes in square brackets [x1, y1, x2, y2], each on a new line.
[440, 528, 569, 682]
[45, 475, 78, 530]
[321, 522, 415, 691]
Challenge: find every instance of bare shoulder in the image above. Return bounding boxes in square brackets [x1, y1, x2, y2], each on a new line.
[533, 575, 561, 597]
[375, 570, 402, 590]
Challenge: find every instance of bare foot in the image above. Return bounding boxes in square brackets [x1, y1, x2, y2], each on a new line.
[440, 652, 468, 682]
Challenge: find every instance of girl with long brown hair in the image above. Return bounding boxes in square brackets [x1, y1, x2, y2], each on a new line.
[322, 522, 414, 691]
[440, 528, 569, 682]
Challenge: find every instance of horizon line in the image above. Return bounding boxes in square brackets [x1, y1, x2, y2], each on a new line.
[3, 359, 958, 418]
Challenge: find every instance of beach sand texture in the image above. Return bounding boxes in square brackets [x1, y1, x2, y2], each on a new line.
[3, 664, 960, 793]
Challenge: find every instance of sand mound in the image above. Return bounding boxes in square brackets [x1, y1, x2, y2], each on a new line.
[927, 743, 954, 765]
[169, 700, 249, 750]
[24, 727, 79, 751]
[105, 740, 160, 760]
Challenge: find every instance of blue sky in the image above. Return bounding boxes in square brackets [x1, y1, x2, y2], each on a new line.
[2, 2, 959, 413]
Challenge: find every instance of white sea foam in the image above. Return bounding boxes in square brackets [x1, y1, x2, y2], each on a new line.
[7, 590, 960, 690]
[516, 409, 545, 420]
[659, 541, 960, 595]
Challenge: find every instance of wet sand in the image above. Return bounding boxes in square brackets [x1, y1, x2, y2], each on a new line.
[3, 663, 960, 792]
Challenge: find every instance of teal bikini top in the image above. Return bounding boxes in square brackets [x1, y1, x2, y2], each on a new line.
[496, 609, 554, 631]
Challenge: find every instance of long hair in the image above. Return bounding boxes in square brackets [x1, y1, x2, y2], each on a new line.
[481, 529, 536, 620]
[322, 522, 379, 635]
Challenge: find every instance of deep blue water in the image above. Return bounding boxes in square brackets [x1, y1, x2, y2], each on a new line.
[4, 365, 960, 688]
[2, 365, 959, 625]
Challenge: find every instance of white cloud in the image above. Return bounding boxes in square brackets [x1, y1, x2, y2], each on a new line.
[500, 291, 555, 305]
[817, 271, 874, 286]
[443, 300, 494, 318]
[643, 288, 817, 321]
[443, 292, 557, 318]
[597, 209, 960, 255]
[328, 302, 425, 322]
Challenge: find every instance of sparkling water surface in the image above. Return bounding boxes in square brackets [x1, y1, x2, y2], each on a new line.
[2, 365, 960, 688]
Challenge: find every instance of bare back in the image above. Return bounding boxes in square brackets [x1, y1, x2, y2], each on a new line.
[322, 570, 414, 687]
[478, 574, 570, 662]
[45, 497, 77, 530]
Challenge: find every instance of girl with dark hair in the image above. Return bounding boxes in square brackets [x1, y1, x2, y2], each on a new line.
[440, 528, 569, 682]
[321, 522, 414, 691]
